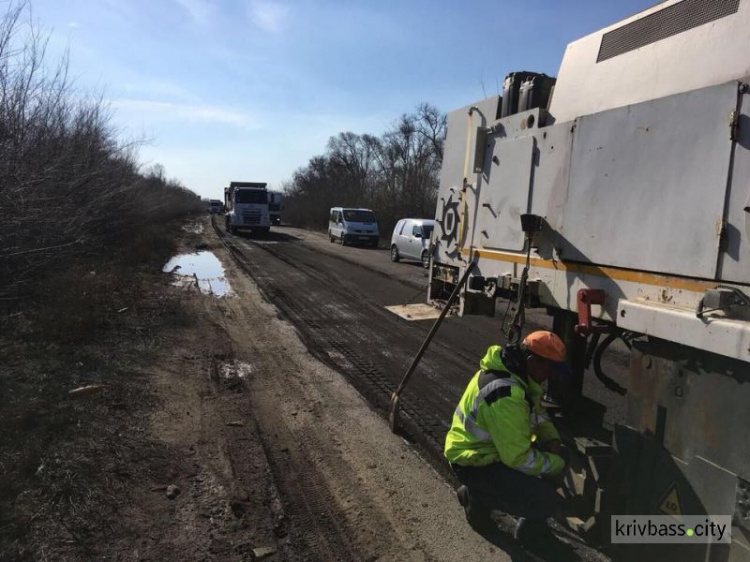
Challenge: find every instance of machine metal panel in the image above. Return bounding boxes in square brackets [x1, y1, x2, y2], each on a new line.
[551, 0, 750, 122]
[720, 87, 750, 284]
[619, 299, 750, 366]
[527, 124, 575, 235]
[629, 341, 750, 477]
[475, 135, 534, 252]
[434, 96, 500, 264]
[561, 83, 737, 279]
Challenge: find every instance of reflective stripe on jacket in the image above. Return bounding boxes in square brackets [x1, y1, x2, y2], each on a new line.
[444, 345, 565, 476]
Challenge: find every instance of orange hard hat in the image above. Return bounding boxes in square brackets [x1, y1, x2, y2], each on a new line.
[523, 331, 568, 369]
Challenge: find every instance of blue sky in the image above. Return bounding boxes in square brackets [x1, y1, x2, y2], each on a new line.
[34, 0, 656, 199]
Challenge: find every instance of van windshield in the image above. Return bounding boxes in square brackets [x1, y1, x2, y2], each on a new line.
[343, 210, 375, 223]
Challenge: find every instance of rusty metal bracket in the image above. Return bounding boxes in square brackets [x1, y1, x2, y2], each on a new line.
[575, 289, 608, 337]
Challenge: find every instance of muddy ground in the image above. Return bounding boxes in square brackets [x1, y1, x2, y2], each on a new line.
[1, 215, 627, 561]
[2, 218, 516, 561]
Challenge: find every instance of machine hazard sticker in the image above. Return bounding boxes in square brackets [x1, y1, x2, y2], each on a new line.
[659, 484, 682, 517]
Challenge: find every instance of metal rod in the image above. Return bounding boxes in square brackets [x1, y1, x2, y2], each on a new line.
[507, 238, 532, 344]
[389, 260, 476, 432]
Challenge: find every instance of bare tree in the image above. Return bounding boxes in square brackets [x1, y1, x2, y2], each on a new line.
[282, 103, 446, 236]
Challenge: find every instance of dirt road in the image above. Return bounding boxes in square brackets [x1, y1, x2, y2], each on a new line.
[34, 217, 621, 561]
[215, 222, 628, 459]
[2, 217, 623, 561]
[192, 219, 624, 561]
[161, 220, 510, 561]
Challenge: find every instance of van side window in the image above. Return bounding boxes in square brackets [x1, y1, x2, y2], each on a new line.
[399, 221, 409, 235]
[330, 210, 336, 222]
[412, 225, 422, 237]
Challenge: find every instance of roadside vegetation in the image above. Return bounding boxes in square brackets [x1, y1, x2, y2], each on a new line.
[0, 3, 203, 559]
[282, 103, 446, 236]
[0, 4, 201, 306]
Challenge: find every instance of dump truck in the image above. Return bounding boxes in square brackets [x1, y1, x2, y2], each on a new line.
[224, 182, 271, 236]
[268, 191, 283, 226]
[428, 1, 750, 558]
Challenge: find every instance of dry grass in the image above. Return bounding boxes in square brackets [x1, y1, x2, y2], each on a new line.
[0, 231, 198, 561]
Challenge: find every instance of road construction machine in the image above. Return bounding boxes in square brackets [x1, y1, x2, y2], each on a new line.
[428, 0, 750, 558]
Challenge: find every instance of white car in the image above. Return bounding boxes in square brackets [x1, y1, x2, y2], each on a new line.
[390, 218, 435, 268]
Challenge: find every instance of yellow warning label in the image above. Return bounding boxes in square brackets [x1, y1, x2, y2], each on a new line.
[659, 485, 682, 517]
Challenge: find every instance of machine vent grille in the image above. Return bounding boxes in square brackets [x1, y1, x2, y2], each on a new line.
[597, 0, 740, 63]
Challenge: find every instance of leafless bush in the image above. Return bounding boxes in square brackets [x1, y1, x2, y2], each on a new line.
[0, 2, 202, 303]
[283, 103, 446, 236]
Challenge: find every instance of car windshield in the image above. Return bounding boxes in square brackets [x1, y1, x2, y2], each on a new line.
[235, 190, 267, 204]
[343, 210, 375, 223]
[422, 224, 434, 238]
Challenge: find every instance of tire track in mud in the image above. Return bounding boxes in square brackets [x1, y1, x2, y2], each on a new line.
[207, 282, 375, 562]
[254, 411, 366, 562]
[213, 222, 465, 466]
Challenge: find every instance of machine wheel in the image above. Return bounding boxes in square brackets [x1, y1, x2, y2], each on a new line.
[390, 245, 400, 262]
[421, 250, 430, 269]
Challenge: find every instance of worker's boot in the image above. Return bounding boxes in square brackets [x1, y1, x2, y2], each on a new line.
[456, 485, 497, 536]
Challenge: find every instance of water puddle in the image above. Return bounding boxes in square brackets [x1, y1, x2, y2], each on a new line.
[163, 251, 231, 297]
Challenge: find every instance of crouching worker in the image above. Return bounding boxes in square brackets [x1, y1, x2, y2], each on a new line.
[444, 330, 569, 546]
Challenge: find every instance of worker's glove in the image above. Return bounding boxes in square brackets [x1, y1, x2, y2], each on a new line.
[541, 439, 570, 465]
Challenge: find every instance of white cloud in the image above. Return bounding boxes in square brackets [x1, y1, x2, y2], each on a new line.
[110, 99, 257, 128]
[68, 21, 80, 28]
[174, 0, 213, 26]
[248, 1, 290, 33]
[120, 79, 201, 103]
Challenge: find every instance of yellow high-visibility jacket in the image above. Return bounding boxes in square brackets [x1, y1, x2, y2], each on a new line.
[444, 345, 565, 476]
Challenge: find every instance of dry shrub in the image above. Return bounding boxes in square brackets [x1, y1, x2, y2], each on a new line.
[0, 4, 206, 559]
[0, 2, 203, 307]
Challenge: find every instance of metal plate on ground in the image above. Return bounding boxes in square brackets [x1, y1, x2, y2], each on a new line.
[385, 303, 444, 321]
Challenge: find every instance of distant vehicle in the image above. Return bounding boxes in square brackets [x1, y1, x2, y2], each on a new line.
[208, 199, 223, 214]
[390, 219, 435, 268]
[224, 182, 271, 235]
[328, 207, 379, 248]
[268, 191, 283, 225]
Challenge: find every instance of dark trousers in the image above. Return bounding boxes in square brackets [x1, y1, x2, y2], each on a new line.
[451, 461, 559, 521]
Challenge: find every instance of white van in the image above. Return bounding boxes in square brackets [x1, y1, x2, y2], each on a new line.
[390, 218, 435, 268]
[328, 207, 380, 248]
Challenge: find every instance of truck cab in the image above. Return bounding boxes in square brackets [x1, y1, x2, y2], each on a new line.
[224, 182, 271, 236]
